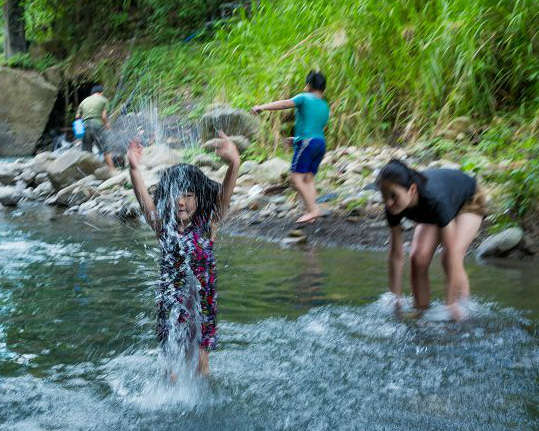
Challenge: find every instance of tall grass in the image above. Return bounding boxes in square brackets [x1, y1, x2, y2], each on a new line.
[120, 0, 539, 149]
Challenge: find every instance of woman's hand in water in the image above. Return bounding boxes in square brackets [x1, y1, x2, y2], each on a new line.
[212, 131, 240, 166]
[127, 139, 143, 169]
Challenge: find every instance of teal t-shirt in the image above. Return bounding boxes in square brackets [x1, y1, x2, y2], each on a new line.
[291, 92, 330, 144]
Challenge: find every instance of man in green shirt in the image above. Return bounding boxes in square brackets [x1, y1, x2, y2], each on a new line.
[76, 85, 115, 170]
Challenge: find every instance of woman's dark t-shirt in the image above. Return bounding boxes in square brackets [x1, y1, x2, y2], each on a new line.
[385, 169, 477, 228]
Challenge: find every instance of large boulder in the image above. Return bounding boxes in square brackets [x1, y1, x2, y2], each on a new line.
[0, 186, 22, 206]
[140, 145, 181, 170]
[46, 149, 102, 190]
[203, 135, 251, 154]
[476, 227, 524, 259]
[199, 105, 259, 143]
[0, 161, 24, 185]
[255, 158, 290, 183]
[0, 67, 58, 156]
[30, 151, 57, 174]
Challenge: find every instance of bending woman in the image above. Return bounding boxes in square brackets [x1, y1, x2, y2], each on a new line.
[376, 159, 486, 320]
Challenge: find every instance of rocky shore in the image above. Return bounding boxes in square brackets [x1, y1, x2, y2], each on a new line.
[1, 141, 537, 260]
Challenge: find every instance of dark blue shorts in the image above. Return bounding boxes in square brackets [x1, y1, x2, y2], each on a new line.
[291, 137, 326, 174]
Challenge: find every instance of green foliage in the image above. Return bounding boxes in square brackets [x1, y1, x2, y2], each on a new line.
[1, 51, 56, 71]
[195, 0, 539, 148]
[22, 0, 231, 48]
[499, 159, 539, 217]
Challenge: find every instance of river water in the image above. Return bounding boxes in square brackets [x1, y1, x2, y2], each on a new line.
[0, 204, 538, 430]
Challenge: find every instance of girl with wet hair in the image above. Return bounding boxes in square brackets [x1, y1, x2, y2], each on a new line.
[376, 159, 487, 320]
[127, 131, 240, 376]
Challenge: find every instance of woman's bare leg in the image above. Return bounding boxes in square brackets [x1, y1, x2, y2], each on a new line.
[441, 213, 482, 303]
[409, 224, 440, 309]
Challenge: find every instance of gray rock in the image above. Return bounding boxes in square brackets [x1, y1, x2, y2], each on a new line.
[0, 67, 58, 156]
[30, 151, 56, 174]
[239, 160, 258, 176]
[282, 235, 307, 246]
[0, 186, 22, 206]
[476, 227, 524, 259]
[139, 145, 181, 170]
[203, 135, 251, 154]
[16, 169, 36, 185]
[193, 153, 222, 170]
[34, 181, 53, 198]
[46, 150, 102, 190]
[199, 105, 259, 143]
[0, 162, 23, 185]
[255, 158, 289, 183]
[97, 171, 129, 191]
[34, 172, 49, 184]
[93, 166, 115, 181]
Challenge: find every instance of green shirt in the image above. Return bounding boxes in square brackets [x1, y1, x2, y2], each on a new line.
[291, 92, 330, 143]
[76, 94, 109, 125]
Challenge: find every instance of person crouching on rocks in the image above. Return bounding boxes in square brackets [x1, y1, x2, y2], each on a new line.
[252, 71, 330, 224]
[127, 131, 240, 378]
[376, 159, 487, 321]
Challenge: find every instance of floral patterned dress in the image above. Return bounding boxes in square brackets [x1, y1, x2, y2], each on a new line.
[157, 217, 217, 351]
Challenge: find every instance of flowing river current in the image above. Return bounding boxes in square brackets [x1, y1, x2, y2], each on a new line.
[0, 204, 538, 430]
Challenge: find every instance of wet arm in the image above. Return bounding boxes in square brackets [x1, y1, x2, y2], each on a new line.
[129, 166, 160, 232]
[389, 226, 404, 297]
[215, 158, 240, 222]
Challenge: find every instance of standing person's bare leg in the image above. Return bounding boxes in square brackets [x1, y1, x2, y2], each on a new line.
[409, 224, 440, 309]
[295, 173, 321, 223]
[291, 173, 312, 210]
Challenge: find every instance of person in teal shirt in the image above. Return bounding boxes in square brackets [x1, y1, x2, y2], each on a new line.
[252, 71, 330, 224]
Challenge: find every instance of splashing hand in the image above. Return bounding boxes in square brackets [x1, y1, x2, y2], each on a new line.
[208, 131, 240, 166]
[127, 139, 144, 169]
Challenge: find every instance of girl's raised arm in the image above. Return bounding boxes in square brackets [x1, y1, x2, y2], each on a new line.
[127, 140, 161, 232]
[206, 131, 240, 222]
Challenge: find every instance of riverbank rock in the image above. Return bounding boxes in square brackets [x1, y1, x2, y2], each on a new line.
[476, 227, 524, 259]
[0, 67, 58, 156]
[256, 158, 289, 183]
[199, 105, 259, 143]
[193, 153, 222, 170]
[30, 151, 57, 174]
[139, 145, 180, 170]
[46, 150, 102, 190]
[0, 186, 22, 206]
[0, 162, 23, 185]
[239, 160, 258, 176]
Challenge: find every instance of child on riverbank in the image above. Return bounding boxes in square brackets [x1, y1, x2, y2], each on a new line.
[127, 132, 240, 376]
[376, 159, 486, 320]
[252, 71, 330, 224]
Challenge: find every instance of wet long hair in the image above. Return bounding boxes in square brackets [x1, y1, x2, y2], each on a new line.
[376, 159, 428, 191]
[154, 163, 221, 232]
